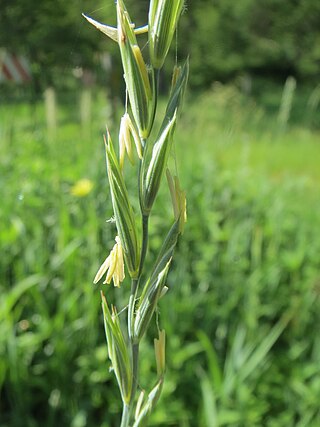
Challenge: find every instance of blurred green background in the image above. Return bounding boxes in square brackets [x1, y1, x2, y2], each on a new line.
[1, 1, 320, 426]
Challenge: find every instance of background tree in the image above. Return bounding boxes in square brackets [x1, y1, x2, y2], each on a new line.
[180, 0, 320, 88]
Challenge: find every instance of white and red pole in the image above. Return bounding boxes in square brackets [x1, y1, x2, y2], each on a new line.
[0, 51, 32, 84]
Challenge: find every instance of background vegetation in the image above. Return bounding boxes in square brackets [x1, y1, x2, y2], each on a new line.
[1, 0, 320, 426]
[1, 0, 320, 90]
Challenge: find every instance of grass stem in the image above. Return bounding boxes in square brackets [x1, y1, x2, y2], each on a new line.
[128, 278, 139, 340]
[120, 403, 130, 427]
[130, 342, 140, 409]
[139, 214, 149, 277]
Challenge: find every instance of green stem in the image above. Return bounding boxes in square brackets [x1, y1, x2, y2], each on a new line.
[126, 282, 140, 426]
[138, 144, 146, 212]
[130, 342, 140, 408]
[156, 68, 161, 98]
[139, 214, 149, 277]
[128, 278, 139, 340]
[137, 154, 150, 278]
[120, 403, 130, 427]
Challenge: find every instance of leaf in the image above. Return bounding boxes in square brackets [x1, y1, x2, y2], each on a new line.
[200, 372, 219, 427]
[1, 275, 44, 321]
[197, 330, 222, 393]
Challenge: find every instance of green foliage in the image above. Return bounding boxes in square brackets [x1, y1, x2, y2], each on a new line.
[0, 86, 320, 426]
[2, 0, 320, 91]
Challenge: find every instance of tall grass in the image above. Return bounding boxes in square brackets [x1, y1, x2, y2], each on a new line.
[1, 84, 320, 426]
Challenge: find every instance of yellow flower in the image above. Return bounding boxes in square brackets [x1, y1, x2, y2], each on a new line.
[70, 179, 93, 197]
[94, 236, 125, 287]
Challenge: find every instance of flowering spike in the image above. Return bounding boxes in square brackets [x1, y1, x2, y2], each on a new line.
[84, 1, 188, 422]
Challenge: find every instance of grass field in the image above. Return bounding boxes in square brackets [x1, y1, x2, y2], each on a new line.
[1, 84, 320, 427]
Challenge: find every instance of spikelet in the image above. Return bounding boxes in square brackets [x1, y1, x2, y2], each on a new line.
[148, 0, 184, 69]
[117, 0, 156, 138]
[105, 131, 140, 278]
